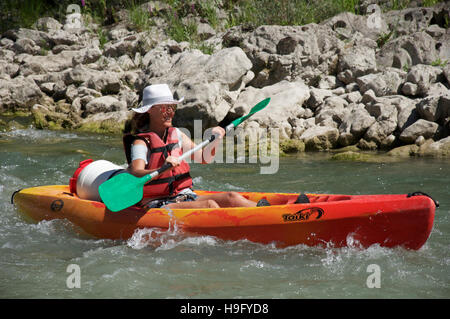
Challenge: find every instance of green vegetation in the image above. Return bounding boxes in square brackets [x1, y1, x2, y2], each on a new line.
[191, 41, 216, 55]
[39, 39, 51, 55]
[402, 62, 411, 73]
[431, 58, 448, 67]
[128, 0, 156, 31]
[1, 0, 447, 52]
[388, 0, 413, 11]
[165, 11, 198, 43]
[78, 119, 126, 134]
[279, 139, 306, 154]
[422, 0, 441, 7]
[198, 0, 220, 29]
[161, 1, 218, 53]
[376, 30, 394, 48]
[97, 28, 109, 50]
[223, 0, 359, 29]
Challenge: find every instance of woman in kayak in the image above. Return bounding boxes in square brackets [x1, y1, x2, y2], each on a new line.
[124, 84, 263, 209]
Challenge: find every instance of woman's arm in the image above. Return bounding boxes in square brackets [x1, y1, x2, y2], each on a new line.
[127, 140, 155, 177]
[179, 127, 225, 164]
[127, 139, 181, 177]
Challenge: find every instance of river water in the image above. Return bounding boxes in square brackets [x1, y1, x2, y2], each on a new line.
[0, 125, 449, 299]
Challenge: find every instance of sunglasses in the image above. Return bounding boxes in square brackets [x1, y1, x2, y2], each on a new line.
[152, 104, 177, 113]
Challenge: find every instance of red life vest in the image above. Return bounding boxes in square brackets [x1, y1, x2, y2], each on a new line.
[123, 127, 193, 199]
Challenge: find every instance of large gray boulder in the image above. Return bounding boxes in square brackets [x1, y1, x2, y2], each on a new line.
[306, 88, 333, 111]
[231, 24, 344, 86]
[229, 80, 311, 139]
[290, 117, 316, 139]
[365, 101, 398, 121]
[337, 45, 377, 84]
[33, 17, 63, 32]
[86, 71, 122, 95]
[63, 66, 124, 96]
[399, 119, 439, 143]
[377, 32, 440, 68]
[46, 29, 79, 46]
[18, 50, 79, 76]
[141, 47, 254, 130]
[416, 95, 450, 124]
[140, 40, 187, 78]
[103, 32, 156, 58]
[321, 11, 389, 41]
[0, 60, 19, 78]
[403, 64, 442, 97]
[425, 136, 450, 157]
[72, 45, 102, 65]
[395, 96, 420, 131]
[315, 96, 348, 128]
[12, 38, 41, 55]
[3, 28, 50, 48]
[364, 119, 398, 147]
[338, 104, 376, 146]
[356, 69, 405, 96]
[300, 126, 339, 150]
[383, 6, 438, 36]
[84, 96, 127, 115]
[0, 76, 44, 112]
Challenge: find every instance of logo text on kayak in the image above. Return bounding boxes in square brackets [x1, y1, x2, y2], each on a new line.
[282, 207, 324, 222]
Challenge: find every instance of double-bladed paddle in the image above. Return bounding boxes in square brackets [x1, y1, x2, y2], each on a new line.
[99, 97, 271, 212]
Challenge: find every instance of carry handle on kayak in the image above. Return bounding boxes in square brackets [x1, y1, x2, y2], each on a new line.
[98, 98, 271, 212]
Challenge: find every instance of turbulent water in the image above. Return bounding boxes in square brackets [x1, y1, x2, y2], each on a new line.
[1, 126, 449, 299]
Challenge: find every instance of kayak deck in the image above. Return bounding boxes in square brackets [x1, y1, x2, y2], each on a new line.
[13, 185, 436, 249]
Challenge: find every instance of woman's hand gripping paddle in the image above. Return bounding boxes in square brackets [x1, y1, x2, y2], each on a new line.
[99, 98, 271, 212]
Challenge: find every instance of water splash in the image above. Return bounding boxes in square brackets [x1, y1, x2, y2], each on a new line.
[126, 206, 223, 251]
[126, 206, 182, 250]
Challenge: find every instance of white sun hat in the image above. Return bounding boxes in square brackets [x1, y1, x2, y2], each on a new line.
[132, 84, 184, 113]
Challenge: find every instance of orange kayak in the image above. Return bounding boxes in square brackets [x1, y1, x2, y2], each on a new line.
[12, 185, 437, 249]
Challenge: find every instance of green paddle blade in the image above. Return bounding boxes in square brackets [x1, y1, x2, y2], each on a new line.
[98, 173, 145, 212]
[231, 97, 270, 128]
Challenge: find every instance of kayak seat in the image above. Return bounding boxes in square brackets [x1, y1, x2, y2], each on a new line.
[294, 193, 310, 204]
[256, 198, 271, 207]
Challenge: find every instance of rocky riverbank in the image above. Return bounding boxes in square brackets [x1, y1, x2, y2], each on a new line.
[1, 1, 449, 158]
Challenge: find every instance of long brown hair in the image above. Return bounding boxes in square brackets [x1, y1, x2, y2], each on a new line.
[123, 112, 150, 135]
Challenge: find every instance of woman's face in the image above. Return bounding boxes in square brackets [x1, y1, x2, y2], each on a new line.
[149, 104, 177, 127]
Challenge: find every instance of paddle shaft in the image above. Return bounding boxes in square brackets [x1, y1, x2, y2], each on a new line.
[141, 123, 235, 184]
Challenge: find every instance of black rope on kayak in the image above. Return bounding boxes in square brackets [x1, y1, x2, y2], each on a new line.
[11, 189, 22, 205]
[407, 191, 439, 208]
